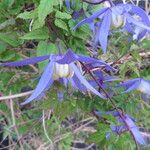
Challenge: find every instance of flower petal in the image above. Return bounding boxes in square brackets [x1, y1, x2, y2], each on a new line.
[21, 61, 54, 105]
[71, 74, 86, 92]
[65, 0, 71, 11]
[77, 54, 116, 71]
[72, 8, 108, 30]
[124, 115, 146, 145]
[99, 10, 111, 53]
[127, 4, 150, 26]
[57, 91, 64, 102]
[125, 13, 150, 31]
[117, 78, 141, 93]
[70, 63, 107, 99]
[0, 55, 50, 67]
[56, 49, 78, 64]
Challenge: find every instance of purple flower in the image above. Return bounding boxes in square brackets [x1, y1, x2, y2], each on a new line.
[0, 49, 115, 105]
[96, 111, 146, 145]
[125, 14, 150, 41]
[117, 78, 150, 100]
[72, 3, 150, 53]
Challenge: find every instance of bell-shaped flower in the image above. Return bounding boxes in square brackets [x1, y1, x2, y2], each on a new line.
[72, 3, 150, 53]
[0, 49, 115, 105]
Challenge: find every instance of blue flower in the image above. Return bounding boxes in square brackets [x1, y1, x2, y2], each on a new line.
[95, 111, 146, 145]
[117, 78, 150, 100]
[0, 49, 115, 105]
[72, 3, 150, 53]
[125, 14, 150, 41]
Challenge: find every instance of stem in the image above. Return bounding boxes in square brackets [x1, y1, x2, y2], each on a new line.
[80, 61, 140, 150]
[82, 0, 107, 5]
[0, 90, 33, 101]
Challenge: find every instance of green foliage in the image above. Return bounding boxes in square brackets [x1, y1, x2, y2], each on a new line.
[20, 27, 49, 40]
[0, 33, 20, 47]
[55, 11, 71, 20]
[55, 18, 68, 31]
[0, 0, 149, 149]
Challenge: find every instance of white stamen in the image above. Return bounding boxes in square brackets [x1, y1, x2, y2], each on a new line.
[111, 14, 124, 28]
[53, 63, 74, 80]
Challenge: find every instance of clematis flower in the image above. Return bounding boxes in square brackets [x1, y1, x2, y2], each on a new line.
[95, 111, 146, 145]
[0, 49, 115, 105]
[72, 3, 150, 53]
[117, 78, 150, 100]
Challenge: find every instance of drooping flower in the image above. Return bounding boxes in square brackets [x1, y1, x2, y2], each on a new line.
[95, 111, 146, 145]
[117, 78, 150, 100]
[0, 49, 115, 105]
[72, 3, 150, 53]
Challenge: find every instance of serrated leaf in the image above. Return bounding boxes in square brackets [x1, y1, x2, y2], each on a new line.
[88, 131, 106, 143]
[0, 33, 20, 47]
[32, 18, 43, 30]
[38, 0, 59, 25]
[55, 19, 68, 31]
[20, 27, 49, 40]
[55, 11, 71, 20]
[17, 9, 37, 19]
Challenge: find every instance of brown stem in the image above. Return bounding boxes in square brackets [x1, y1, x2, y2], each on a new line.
[80, 61, 140, 150]
[82, 0, 107, 5]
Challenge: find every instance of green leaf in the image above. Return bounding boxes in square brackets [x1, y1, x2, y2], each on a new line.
[55, 19, 68, 31]
[0, 33, 20, 47]
[37, 41, 57, 70]
[0, 18, 15, 30]
[38, 0, 59, 25]
[142, 38, 150, 49]
[17, 9, 37, 19]
[32, 18, 43, 30]
[88, 131, 106, 143]
[0, 0, 14, 9]
[58, 134, 73, 150]
[0, 41, 7, 53]
[20, 27, 49, 40]
[55, 11, 71, 20]
[0, 50, 16, 61]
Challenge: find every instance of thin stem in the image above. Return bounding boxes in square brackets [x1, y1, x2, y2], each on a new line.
[9, 92, 24, 150]
[80, 61, 140, 150]
[42, 110, 54, 148]
[82, 0, 107, 5]
[0, 90, 33, 101]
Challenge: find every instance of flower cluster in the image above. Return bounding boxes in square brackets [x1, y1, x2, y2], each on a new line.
[0, 0, 149, 148]
[72, 2, 150, 52]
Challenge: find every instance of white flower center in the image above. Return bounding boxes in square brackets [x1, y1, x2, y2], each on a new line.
[53, 63, 74, 80]
[111, 14, 124, 28]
